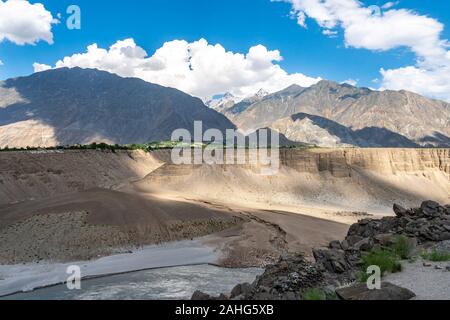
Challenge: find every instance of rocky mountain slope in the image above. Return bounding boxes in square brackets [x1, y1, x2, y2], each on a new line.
[271, 113, 419, 147]
[222, 81, 450, 147]
[205, 89, 269, 116]
[0, 68, 235, 148]
[205, 92, 238, 113]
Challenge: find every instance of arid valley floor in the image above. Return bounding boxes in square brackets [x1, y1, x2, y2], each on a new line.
[0, 147, 448, 270]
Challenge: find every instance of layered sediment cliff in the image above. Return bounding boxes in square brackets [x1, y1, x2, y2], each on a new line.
[141, 148, 450, 213]
[0, 148, 448, 212]
[280, 148, 450, 177]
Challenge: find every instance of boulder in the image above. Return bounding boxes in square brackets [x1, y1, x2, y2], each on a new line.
[445, 205, 450, 215]
[341, 239, 350, 251]
[373, 233, 395, 246]
[345, 235, 364, 247]
[435, 240, 450, 253]
[313, 248, 349, 274]
[398, 216, 414, 227]
[421, 201, 441, 218]
[393, 204, 408, 217]
[329, 240, 342, 250]
[235, 254, 325, 300]
[336, 282, 416, 300]
[352, 237, 374, 251]
[230, 283, 253, 299]
[191, 290, 215, 300]
[378, 217, 400, 233]
[439, 232, 450, 241]
[421, 200, 440, 210]
[439, 231, 450, 241]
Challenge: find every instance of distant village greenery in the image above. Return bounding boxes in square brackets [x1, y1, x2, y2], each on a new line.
[0, 141, 183, 153]
[0, 141, 314, 153]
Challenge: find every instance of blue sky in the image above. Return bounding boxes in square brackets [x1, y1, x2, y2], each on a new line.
[0, 0, 449, 100]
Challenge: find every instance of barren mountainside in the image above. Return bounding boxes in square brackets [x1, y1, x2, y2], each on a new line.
[223, 81, 450, 147]
[271, 113, 419, 147]
[0, 68, 235, 148]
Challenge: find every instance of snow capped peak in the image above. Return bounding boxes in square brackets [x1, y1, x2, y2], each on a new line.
[255, 88, 269, 98]
[205, 92, 238, 110]
[222, 92, 235, 99]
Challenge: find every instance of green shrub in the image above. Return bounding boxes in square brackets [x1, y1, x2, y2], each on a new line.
[391, 235, 416, 259]
[357, 270, 371, 283]
[303, 288, 328, 300]
[421, 249, 450, 262]
[361, 249, 402, 276]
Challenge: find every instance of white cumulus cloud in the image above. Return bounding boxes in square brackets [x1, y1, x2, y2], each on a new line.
[34, 38, 321, 99]
[381, 66, 450, 102]
[282, 0, 450, 101]
[32, 62, 51, 72]
[0, 0, 58, 45]
[341, 79, 358, 86]
[381, 2, 398, 10]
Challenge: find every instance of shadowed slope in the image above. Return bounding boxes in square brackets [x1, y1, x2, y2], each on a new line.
[0, 68, 236, 147]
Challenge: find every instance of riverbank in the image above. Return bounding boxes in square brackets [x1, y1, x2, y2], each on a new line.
[192, 201, 450, 300]
[3, 265, 264, 300]
[0, 240, 218, 297]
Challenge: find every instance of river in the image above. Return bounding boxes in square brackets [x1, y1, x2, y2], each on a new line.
[2, 265, 263, 300]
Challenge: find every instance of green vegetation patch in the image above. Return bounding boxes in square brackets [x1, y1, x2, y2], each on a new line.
[421, 249, 450, 262]
[391, 235, 416, 260]
[360, 249, 402, 278]
[303, 288, 337, 300]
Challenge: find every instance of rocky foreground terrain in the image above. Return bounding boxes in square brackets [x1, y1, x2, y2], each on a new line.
[192, 201, 450, 300]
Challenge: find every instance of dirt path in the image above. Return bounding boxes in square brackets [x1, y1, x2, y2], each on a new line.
[200, 206, 348, 267]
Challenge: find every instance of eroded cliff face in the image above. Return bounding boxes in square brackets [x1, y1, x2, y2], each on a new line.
[0, 148, 448, 213]
[0, 150, 162, 205]
[280, 148, 450, 177]
[140, 148, 449, 213]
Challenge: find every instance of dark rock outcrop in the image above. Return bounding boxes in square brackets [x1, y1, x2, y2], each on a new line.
[343, 201, 450, 244]
[192, 254, 324, 300]
[336, 282, 416, 300]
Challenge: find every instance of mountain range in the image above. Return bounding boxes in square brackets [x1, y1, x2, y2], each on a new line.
[0, 68, 449, 148]
[0, 67, 235, 147]
[220, 81, 450, 147]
